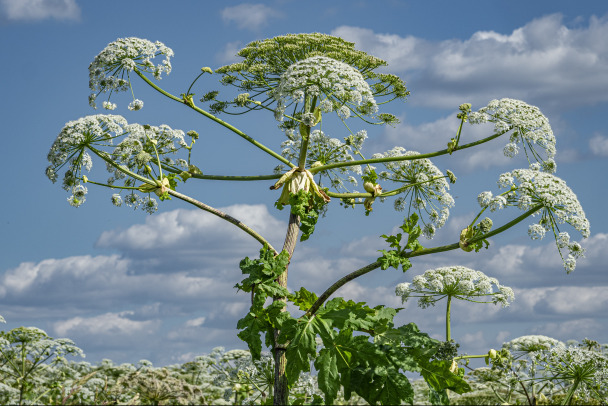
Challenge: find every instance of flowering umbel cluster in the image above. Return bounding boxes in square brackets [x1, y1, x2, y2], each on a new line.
[478, 168, 589, 272]
[469, 99, 556, 172]
[88, 37, 174, 109]
[272, 56, 378, 122]
[373, 147, 454, 238]
[395, 266, 515, 308]
[46, 114, 188, 213]
[213, 33, 407, 124]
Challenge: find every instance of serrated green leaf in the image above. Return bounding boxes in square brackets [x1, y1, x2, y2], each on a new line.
[279, 318, 318, 386]
[316, 348, 340, 405]
[236, 312, 267, 360]
[291, 287, 319, 312]
[419, 358, 471, 394]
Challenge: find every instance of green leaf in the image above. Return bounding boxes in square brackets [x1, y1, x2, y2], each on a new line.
[316, 348, 340, 404]
[236, 312, 267, 360]
[279, 317, 318, 386]
[419, 358, 471, 394]
[291, 287, 319, 312]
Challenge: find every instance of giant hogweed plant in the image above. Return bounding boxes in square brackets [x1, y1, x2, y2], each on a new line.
[44, 33, 590, 405]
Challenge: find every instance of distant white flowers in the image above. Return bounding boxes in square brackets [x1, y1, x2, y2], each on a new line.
[469, 99, 556, 170]
[502, 335, 563, 354]
[373, 147, 454, 238]
[395, 266, 514, 308]
[88, 37, 174, 110]
[477, 168, 589, 272]
[272, 56, 378, 122]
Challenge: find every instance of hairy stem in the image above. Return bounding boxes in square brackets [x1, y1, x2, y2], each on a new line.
[273, 212, 300, 406]
[446, 295, 452, 342]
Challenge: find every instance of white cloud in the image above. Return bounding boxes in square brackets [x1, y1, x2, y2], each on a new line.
[220, 3, 281, 31]
[2, 206, 606, 365]
[1, 0, 80, 21]
[589, 133, 608, 156]
[185, 317, 206, 328]
[54, 311, 160, 337]
[332, 14, 608, 111]
[532, 318, 604, 339]
[370, 113, 511, 173]
[217, 41, 243, 64]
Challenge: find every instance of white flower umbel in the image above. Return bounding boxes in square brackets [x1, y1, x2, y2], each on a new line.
[88, 37, 174, 108]
[496, 168, 589, 272]
[46, 114, 187, 213]
[374, 147, 453, 238]
[395, 266, 515, 308]
[469, 99, 556, 171]
[396, 266, 514, 341]
[272, 56, 378, 122]
[502, 335, 563, 354]
[46, 114, 128, 188]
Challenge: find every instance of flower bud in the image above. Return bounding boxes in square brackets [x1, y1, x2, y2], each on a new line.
[488, 349, 497, 359]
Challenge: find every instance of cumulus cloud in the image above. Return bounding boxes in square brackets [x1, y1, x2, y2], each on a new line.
[220, 3, 281, 31]
[54, 311, 160, 337]
[216, 41, 243, 64]
[1, 204, 606, 364]
[332, 14, 608, 111]
[589, 133, 608, 156]
[0, 0, 80, 21]
[368, 112, 512, 173]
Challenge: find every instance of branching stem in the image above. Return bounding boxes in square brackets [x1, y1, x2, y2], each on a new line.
[305, 204, 543, 317]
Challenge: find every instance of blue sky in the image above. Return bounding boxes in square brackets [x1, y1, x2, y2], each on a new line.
[1, 0, 607, 367]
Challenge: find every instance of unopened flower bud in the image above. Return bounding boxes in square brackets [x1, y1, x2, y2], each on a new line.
[201, 67, 213, 74]
[488, 349, 497, 359]
[311, 161, 323, 169]
[480, 217, 493, 233]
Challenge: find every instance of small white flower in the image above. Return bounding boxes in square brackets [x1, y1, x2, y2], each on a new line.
[128, 99, 144, 111]
[102, 101, 117, 110]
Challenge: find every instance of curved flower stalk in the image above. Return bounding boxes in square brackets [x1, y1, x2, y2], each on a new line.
[395, 266, 514, 342]
[46, 114, 188, 213]
[373, 146, 454, 238]
[478, 168, 589, 272]
[468, 99, 556, 172]
[89, 37, 174, 109]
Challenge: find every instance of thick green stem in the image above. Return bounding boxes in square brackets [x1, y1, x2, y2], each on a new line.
[306, 205, 543, 316]
[88, 147, 278, 254]
[446, 295, 452, 342]
[160, 164, 282, 181]
[309, 130, 507, 175]
[133, 69, 294, 168]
